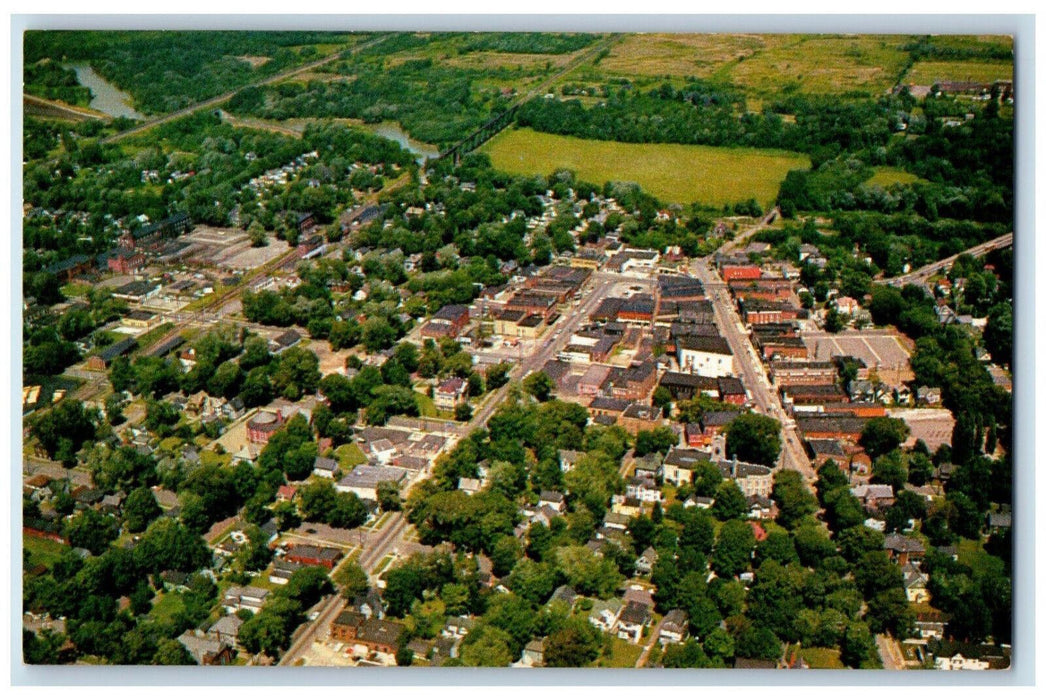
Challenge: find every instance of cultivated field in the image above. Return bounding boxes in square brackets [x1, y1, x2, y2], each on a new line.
[903, 60, 1013, 86]
[482, 127, 809, 207]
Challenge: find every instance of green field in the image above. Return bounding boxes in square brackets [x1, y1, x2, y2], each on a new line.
[904, 60, 1012, 86]
[483, 128, 808, 207]
[865, 168, 924, 188]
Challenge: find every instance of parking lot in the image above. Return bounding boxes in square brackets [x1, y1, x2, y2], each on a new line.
[803, 330, 915, 387]
[887, 408, 956, 451]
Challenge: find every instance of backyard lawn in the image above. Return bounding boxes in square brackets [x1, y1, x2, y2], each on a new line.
[24, 535, 69, 568]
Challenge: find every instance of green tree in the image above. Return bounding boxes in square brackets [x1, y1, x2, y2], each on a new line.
[712, 480, 748, 521]
[523, 371, 555, 402]
[123, 486, 162, 533]
[505, 558, 557, 605]
[64, 509, 119, 555]
[152, 639, 195, 665]
[662, 639, 714, 668]
[840, 621, 881, 668]
[859, 417, 911, 460]
[460, 625, 514, 667]
[334, 561, 370, 601]
[771, 470, 817, 530]
[376, 481, 403, 512]
[725, 413, 781, 466]
[634, 426, 678, 457]
[712, 519, 756, 579]
[544, 618, 602, 667]
[552, 545, 623, 598]
[455, 402, 474, 422]
[703, 627, 735, 663]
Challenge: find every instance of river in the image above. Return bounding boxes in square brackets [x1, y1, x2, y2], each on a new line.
[367, 122, 440, 163]
[68, 63, 144, 120]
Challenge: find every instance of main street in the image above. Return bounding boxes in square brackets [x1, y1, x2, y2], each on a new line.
[691, 258, 814, 483]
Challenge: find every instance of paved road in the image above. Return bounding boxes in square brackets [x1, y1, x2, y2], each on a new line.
[635, 617, 664, 668]
[691, 258, 814, 483]
[875, 633, 905, 670]
[717, 209, 781, 254]
[884, 232, 1013, 288]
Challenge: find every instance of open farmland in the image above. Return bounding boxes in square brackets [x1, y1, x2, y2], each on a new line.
[482, 127, 808, 207]
[726, 35, 911, 96]
[903, 60, 1013, 86]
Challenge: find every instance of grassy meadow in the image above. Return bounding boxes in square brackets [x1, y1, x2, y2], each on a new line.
[903, 60, 1013, 86]
[865, 168, 924, 188]
[482, 127, 809, 207]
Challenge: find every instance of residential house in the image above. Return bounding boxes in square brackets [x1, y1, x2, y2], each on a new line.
[616, 600, 653, 643]
[331, 613, 406, 662]
[442, 616, 478, 639]
[270, 329, 302, 355]
[658, 371, 719, 401]
[626, 476, 662, 503]
[458, 477, 483, 495]
[558, 449, 582, 472]
[421, 304, 470, 339]
[883, 533, 926, 566]
[209, 615, 244, 647]
[313, 456, 339, 480]
[221, 586, 270, 614]
[659, 609, 689, 646]
[538, 490, 567, 514]
[662, 447, 714, 487]
[619, 403, 664, 434]
[548, 585, 578, 609]
[519, 638, 546, 667]
[851, 484, 895, 511]
[634, 547, 659, 575]
[177, 630, 235, 665]
[747, 495, 776, 520]
[904, 562, 931, 604]
[434, 377, 467, 411]
[269, 558, 303, 585]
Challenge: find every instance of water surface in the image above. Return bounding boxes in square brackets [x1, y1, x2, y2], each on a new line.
[68, 64, 144, 120]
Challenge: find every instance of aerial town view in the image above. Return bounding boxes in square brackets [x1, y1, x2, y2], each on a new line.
[20, 30, 1014, 671]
